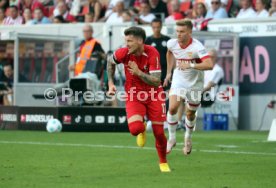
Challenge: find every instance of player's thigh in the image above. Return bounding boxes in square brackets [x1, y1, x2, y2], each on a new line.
[126, 100, 146, 124]
[147, 99, 166, 123]
[168, 94, 183, 114]
[185, 89, 201, 111]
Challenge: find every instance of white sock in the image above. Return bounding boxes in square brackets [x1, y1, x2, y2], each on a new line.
[185, 116, 196, 139]
[167, 112, 178, 140]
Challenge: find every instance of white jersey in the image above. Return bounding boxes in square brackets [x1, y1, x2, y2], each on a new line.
[204, 63, 224, 99]
[167, 38, 209, 89]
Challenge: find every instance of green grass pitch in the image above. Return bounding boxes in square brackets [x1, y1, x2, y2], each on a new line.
[0, 130, 276, 188]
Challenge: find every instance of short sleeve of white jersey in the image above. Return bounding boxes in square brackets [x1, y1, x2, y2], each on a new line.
[195, 40, 209, 60]
[209, 65, 224, 84]
[166, 39, 176, 51]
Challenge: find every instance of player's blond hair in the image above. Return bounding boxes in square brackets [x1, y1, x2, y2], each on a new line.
[176, 19, 193, 30]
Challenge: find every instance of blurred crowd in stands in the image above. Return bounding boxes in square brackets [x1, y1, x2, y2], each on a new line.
[0, 0, 275, 30]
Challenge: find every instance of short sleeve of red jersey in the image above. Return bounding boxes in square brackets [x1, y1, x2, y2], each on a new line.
[149, 49, 161, 74]
[112, 48, 128, 64]
[196, 41, 210, 61]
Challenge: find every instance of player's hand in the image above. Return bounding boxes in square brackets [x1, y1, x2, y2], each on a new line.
[163, 73, 172, 87]
[128, 61, 141, 76]
[178, 62, 190, 70]
[107, 83, 117, 96]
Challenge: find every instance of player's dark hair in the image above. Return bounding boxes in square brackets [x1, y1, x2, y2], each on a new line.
[151, 18, 162, 26]
[124, 26, 146, 42]
[176, 19, 193, 30]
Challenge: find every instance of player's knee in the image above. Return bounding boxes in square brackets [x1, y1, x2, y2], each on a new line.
[168, 106, 178, 115]
[128, 121, 145, 136]
[186, 111, 196, 121]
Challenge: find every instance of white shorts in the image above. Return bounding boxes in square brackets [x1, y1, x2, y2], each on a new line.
[169, 87, 202, 111]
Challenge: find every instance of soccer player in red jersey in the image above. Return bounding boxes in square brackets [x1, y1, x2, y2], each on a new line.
[107, 26, 170, 172]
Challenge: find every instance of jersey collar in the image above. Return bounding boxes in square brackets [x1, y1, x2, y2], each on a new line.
[178, 38, 192, 49]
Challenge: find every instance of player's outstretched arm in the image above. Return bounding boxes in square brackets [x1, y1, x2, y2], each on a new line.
[193, 57, 214, 70]
[178, 57, 214, 71]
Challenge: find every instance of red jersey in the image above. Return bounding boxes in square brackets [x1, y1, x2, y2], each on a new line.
[113, 45, 162, 92]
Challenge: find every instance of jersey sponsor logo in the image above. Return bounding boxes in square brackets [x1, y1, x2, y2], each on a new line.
[176, 59, 197, 64]
[187, 52, 193, 58]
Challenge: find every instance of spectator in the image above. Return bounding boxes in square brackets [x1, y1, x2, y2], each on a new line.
[84, 12, 94, 22]
[138, 2, 155, 24]
[106, 0, 124, 24]
[68, 24, 105, 77]
[122, 10, 132, 22]
[0, 0, 9, 9]
[53, 0, 65, 16]
[148, 0, 168, 19]
[0, 63, 28, 105]
[201, 49, 224, 107]
[145, 18, 170, 89]
[0, 7, 5, 24]
[18, 0, 48, 17]
[205, 0, 229, 10]
[3, 5, 23, 25]
[53, 15, 67, 23]
[105, 0, 121, 18]
[194, 2, 207, 19]
[57, 1, 76, 22]
[269, 0, 276, 17]
[165, 0, 184, 23]
[205, 0, 228, 19]
[23, 8, 32, 24]
[255, 0, 269, 17]
[236, 0, 256, 18]
[30, 7, 51, 24]
[193, 2, 208, 31]
[87, 0, 104, 22]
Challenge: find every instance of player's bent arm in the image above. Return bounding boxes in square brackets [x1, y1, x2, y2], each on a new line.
[166, 50, 174, 75]
[193, 57, 214, 70]
[137, 71, 161, 87]
[107, 55, 116, 85]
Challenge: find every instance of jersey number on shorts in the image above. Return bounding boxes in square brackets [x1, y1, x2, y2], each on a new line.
[161, 103, 166, 114]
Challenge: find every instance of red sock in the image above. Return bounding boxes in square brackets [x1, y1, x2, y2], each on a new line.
[152, 124, 167, 163]
[128, 121, 145, 136]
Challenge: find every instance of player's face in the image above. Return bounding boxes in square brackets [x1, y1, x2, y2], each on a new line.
[176, 25, 192, 43]
[151, 22, 162, 36]
[125, 35, 143, 54]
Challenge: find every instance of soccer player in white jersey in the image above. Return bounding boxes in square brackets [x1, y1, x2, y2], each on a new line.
[163, 19, 213, 155]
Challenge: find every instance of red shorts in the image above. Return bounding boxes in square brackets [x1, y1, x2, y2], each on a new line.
[125, 89, 166, 122]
